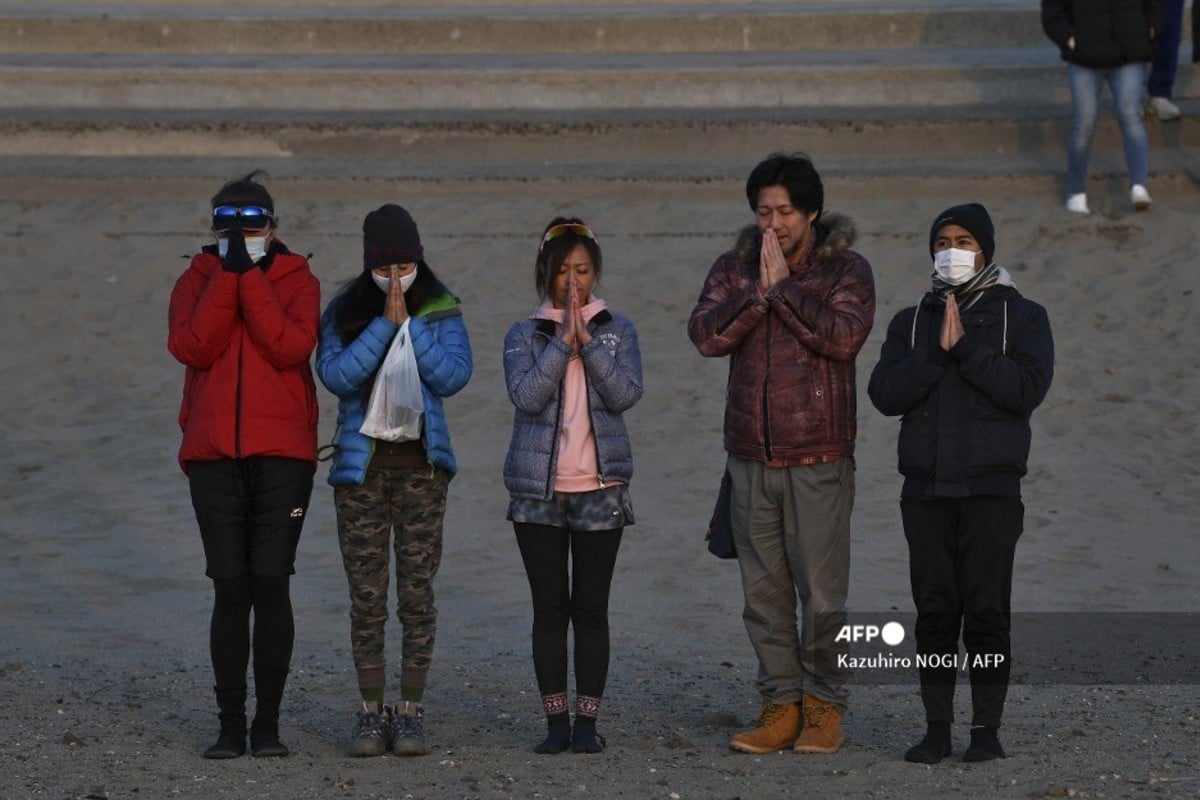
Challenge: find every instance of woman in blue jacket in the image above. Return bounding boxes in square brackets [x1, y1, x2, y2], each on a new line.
[503, 217, 643, 754]
[316, 204, 472, 758]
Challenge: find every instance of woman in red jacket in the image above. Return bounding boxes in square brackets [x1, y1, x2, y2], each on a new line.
[168, 171, 320, 759]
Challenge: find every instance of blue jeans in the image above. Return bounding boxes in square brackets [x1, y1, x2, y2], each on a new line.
[1066, 62, 1149, 194]
[1147, 0, 1185, 98]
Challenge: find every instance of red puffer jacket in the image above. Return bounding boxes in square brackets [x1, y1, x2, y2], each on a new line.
[168, 243, 320, 472]
[688, 214, 875, 465]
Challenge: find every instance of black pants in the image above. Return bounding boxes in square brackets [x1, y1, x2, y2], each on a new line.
[514, 523, 623, 704]
[188, 457, 313, 719]
[902, 496, 1023, 728]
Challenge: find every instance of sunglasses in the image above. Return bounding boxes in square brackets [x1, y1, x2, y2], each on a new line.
[212, 205, 275, 231]
[540, 223, 596, 252]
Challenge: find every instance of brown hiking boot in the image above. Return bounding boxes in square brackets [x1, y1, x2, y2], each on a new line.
[729, 701, 801, 754]
[794, 694, 844, 754]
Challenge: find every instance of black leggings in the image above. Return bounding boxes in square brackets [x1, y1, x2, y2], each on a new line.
[514, 523, 623, 701]
[210, 574, 294, 718]
[189, 457, 312, 719]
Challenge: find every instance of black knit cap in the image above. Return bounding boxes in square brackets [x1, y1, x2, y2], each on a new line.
[363, 204, 423, 270]
[928, 203, 995, 265]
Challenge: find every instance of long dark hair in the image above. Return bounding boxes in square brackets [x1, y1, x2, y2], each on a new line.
[331, 260, 450, 345]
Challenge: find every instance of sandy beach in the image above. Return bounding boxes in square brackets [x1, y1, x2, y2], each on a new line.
[1, 167, 1198, 799]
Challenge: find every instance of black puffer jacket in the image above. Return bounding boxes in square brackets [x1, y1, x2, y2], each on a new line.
[868, 285, 1054, 499]
[1041, 0, 1163, 69]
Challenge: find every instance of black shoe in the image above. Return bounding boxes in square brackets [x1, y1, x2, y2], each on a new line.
[534, 713, 571, 754]
[347, 704, 390, 757]
[205, 686, 247, 758]
[250, 718, 289, 758]
[571, 717, 606, 754]
[389, 703, 428, 756]
[203, 729, 246, 759]
[904, 724, 951, 764]
[962, 726, 1005, 762]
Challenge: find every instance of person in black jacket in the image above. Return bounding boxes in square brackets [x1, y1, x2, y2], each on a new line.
[1041, 0, 1163, 213]
[868, 204, 1054, 765]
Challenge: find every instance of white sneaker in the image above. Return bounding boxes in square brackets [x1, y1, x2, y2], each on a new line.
[1066, 193, 1090, 214]
[1147, 96, 1181, 121]
[1131, 184, 1152, 210]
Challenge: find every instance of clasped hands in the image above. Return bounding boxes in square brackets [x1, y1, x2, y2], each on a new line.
[758, 229, 790, 294]
[559, 276, 592, 353]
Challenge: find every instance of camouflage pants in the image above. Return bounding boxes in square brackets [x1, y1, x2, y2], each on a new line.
[334, 466, 448, 694]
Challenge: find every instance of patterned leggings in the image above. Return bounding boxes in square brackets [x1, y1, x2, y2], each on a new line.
[334, 467, 448, 694]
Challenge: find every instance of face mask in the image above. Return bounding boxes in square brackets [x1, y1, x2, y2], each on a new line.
[932, 248, 978, 285]
[372, 268, 418, 294]
[217, 235, 270, 263]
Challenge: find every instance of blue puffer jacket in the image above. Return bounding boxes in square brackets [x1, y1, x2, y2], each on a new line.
[503, 310, 643, 500]
[316, 293, 473, 485]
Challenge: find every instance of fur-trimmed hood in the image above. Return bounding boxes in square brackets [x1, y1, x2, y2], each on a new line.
[733, 211, 857, 267]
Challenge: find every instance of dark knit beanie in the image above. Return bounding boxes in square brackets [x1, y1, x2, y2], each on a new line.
[928, 203, 995, 265]
[363, 204, 423, 270]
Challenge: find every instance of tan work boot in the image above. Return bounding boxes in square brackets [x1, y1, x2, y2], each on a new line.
[729, 701, 801, 754]
[793, 694, 844, 754]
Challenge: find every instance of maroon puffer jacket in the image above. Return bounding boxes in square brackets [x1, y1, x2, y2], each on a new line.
[688, 213, 875, 465]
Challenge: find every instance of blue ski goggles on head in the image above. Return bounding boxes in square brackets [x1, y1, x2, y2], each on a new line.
[212, 205, 275, 232]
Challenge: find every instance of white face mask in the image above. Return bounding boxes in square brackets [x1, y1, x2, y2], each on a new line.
[932, 248, 978, 285]
[372, 268, 417, 294]
[217, 235, 270, 263]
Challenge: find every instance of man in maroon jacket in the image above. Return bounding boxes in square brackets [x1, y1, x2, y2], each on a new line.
[689, 152, 875, 756]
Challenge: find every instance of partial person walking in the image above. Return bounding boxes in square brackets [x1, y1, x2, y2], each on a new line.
[503, 218, 643, 754]
[1041, 0, 1163, 213]
[316, 204, 473, 757]
[168, 171, 320, 759]
[868, 204, 1054, 764]
[1145, 0, 1184, 120]
[688, 153, 875, 756]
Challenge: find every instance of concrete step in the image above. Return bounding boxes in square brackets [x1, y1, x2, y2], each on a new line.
[1, 108, 1195, 182]
[0, 48, 1081, 111]
[0, 3, 1049, 54]
[1, 1, 1193, 180]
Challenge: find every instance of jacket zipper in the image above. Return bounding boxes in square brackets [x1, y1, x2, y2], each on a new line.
[717, 298, 754, 336]
[235, 326, 244, 458]
[583, 372, 606, 487]
[547, 381, 563, 499]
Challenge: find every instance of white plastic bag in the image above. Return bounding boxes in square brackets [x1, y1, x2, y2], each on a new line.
[359, 319, 423, 442]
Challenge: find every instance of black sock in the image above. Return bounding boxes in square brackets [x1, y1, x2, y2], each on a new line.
[571, 716, 605, 754]
[534, 713, 571, 754]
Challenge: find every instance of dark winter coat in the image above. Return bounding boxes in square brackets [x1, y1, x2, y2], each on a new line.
[1042, 0, 1164, 69]
[687, 214, 876, 465]
[868, 285, 1054, 499]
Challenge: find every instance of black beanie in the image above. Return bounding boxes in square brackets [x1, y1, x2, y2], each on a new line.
[928, 203, 995, 265]
[363, 204, 423, 270]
